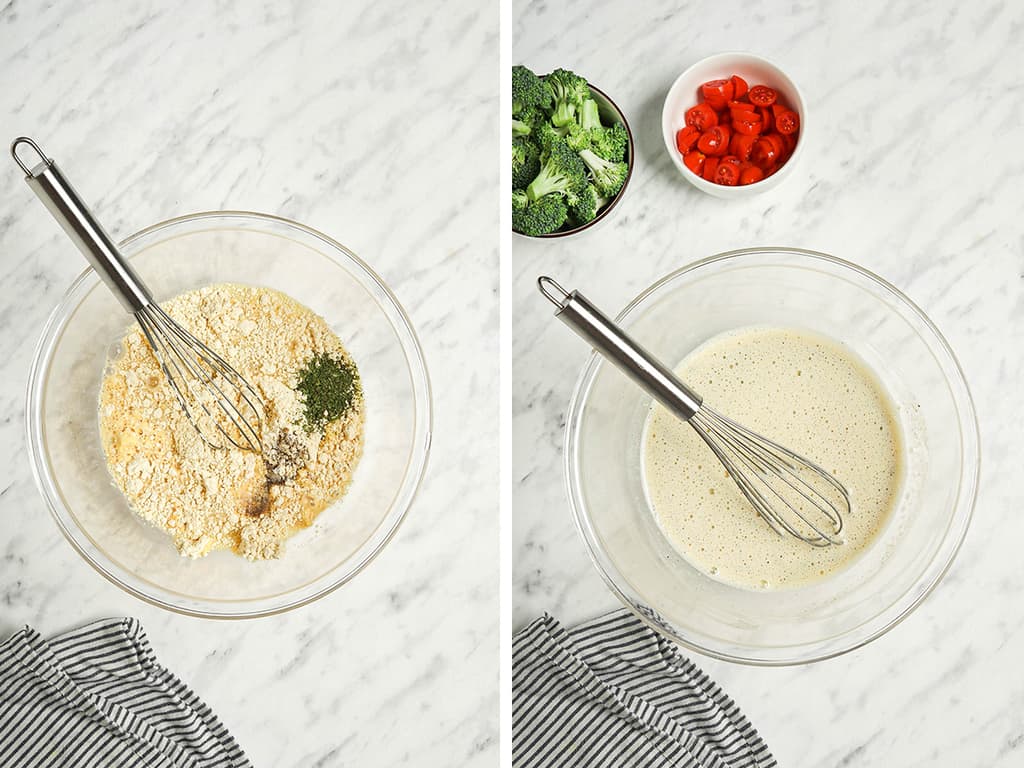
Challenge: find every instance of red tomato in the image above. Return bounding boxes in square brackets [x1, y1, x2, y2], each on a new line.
[751, 133, 785, 169]
[700, 79, 734, 110]
[732, 115, 762, 136]
[729, 100, 756, 112]
[714, 160, 740, 186]
[775, 109, 800, 135]
[759, 106, 773, 133]
[781, 132, 797, 155]
[729, 105, 756, 123]
[730, 74, 748, 99]
[739, 165, 765, 185]
[748, 85, 777, 106]
[683, 150, 705, 175]
[701, 156, 720, 181]
[685, 103, 718, 132]
[697, 125, 730, 156]
[676, 126, 700, 153]
[729, 133, 757, 161]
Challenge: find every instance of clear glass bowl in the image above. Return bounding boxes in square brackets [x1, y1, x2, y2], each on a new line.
[565, 248, 978, 664]
[27, 211, 431, 618]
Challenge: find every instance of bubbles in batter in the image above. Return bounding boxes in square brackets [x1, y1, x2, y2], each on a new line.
[642, 326, 903, 590]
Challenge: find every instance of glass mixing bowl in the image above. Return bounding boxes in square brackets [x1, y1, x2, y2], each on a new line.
[27, 211, 431, 618]
[565, 248, 978, 664]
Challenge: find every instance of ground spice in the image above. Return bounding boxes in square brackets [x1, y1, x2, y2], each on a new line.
[296, 352, 361, 432]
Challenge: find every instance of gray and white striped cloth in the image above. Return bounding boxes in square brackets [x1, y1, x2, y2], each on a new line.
[0, 617, 250, 767]
[513, 610, 776, 768]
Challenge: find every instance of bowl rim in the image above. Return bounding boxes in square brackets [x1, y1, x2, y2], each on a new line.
[25, 209, 433, 619]
[514, 83, 635, 240]
[660, 51, 807, 196]
[563, 246, 980, 665]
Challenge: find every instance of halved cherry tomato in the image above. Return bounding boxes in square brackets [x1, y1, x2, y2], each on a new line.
[683, 149, 705, 175]
[732, 115, 762, 136]
[697, 125, 730, 156]
[729, 100, 756, 112]
[685, 103, 718, 132]
[676, 125, 700, 153]
[739, 165, 765, 185]
[751, 133, 785, 169]
[729, 105, 756, 123]
[729, 132, 757, 161]
[775, 109, 800, 135]
[781, 132, 797, 155]
[701, 156, 720, 181]
[714, 159, 740, 186]
[748, 84, 777, 106]
[730, 74, 748, 99]
[759, 106, 773, 133]
[700, 79, 734, 110]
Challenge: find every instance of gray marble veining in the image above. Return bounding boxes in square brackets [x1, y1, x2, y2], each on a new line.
[513, 1, 1022, 765]
[1, 1, 497, 765]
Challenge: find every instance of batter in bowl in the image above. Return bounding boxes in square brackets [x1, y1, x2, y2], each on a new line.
[643, 326, 903, 590]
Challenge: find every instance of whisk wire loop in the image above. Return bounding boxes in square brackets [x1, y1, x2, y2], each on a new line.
[137, 305, 263, 453]
[691, 407, 847, 546]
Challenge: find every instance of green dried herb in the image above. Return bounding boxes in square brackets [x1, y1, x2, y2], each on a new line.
[295, 351, 361, 432]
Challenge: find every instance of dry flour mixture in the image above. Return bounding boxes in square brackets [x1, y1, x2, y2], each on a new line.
[99, 283, 364, 560]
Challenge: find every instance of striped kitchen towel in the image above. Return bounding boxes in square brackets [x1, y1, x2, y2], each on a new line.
[513, 610, 776, 768]
[0, 617, 251, 768]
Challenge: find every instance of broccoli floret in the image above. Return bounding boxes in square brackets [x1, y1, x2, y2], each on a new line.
[513, 193, 568, 236]
[563, 123, 591, 153]
[512, 189, 529, 211]
[512, 137, 541, 190]
[579, 148, 628, 197]
[526, 139, 587, 202]
[569, 184, 601, 225]
[577, 99, 602, 131]
[589, 122, 629, 162]
[512, 65, 552, 117]
[532, 121, 562, 152]
[512, 106, 544, 138]
[545, 68, 590, 128]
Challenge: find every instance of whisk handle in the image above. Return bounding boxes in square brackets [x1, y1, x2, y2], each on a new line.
[538, 276, 703, 421]
[11, 137, 152, 314]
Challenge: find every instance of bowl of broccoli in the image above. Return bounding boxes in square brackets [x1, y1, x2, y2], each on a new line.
[512, 66, 634, 238]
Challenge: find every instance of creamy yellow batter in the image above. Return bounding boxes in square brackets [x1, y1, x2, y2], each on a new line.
[643, 326, 903, 590]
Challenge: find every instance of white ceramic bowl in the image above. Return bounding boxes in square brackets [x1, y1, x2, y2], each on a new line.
[661, 52, 806, 198]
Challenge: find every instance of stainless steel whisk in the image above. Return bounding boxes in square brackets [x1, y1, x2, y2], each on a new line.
[12, 137, 264, 453]
[539, 276, 848, 547]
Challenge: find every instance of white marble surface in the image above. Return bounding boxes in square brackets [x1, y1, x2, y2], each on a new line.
[1, 2, 496, 765]
[513, 1, 1021, 765]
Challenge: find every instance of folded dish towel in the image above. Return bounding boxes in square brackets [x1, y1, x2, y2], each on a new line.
[0, 617, 250, 768]
[513, 610, 776, 768]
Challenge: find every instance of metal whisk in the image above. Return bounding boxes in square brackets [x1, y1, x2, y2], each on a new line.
[12, 137, 264, 453]
[539, 276, 848, 547]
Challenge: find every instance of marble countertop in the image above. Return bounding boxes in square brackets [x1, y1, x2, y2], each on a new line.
[513, 1, 1021, 765]
[0, 2, 496, 765]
